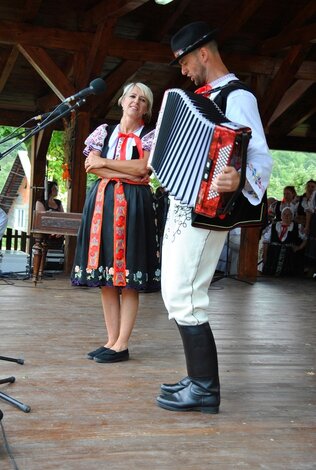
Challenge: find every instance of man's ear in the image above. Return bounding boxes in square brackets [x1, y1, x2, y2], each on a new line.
[199, 47, 209, 64]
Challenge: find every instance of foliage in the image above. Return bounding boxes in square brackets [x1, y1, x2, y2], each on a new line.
[0, 126, 28, 192]
[1, 125, 316, 203]
[268, 150, 316, 199]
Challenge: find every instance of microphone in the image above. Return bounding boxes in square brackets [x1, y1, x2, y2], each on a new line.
[32, 103, 71, 121]
[64, 78, 106, 103]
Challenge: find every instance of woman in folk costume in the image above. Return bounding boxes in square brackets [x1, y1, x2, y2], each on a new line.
[71, 83, 161, 363]
[263, 206, 307, 276]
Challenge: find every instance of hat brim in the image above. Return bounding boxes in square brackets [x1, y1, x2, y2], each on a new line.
[169, 29, 218, 65]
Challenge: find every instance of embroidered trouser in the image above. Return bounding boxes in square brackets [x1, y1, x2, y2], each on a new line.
[161, 197, 227, 326]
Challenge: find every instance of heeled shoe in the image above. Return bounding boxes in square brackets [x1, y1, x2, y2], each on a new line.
[86, 346, 108, 360]
[160, 376, 191, 395]
[94, 348, 129, 363]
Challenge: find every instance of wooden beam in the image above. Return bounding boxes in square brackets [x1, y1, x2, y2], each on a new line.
[238, 227, 261, 281]
[81, 20, 116, 85]
[261, 44, 310, 126]
[17, 44, 75, 100]
[91, 59, 144, 117]
[267, 135, 316, 152]
[269, 85, 316, 136]
[219, 0, 265, 43]
[22, 0, 43, 21]
[81, 0, 150, 29]
[268, 79, 315, 126]
[0, 20, 93, 52]
[0, 46, 19, 93]
[261, 22, 316, 54]
[109, 36, 171, 63]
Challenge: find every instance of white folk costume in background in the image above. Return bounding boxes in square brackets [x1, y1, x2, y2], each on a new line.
[156, 21, 273, 414]
[71, 124, 160, 291]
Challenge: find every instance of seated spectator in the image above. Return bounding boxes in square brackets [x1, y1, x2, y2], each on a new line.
[304, 189, 316, 278]
[35, 181, 64, 250]
[35, 181, 64, 213]
[271, 186, 298, 221]
[262, 207, 307, 276]
[296, 179, 316, 227]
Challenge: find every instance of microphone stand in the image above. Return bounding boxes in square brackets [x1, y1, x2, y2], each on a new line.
[0, 356, 31, 413]
[211, 231, 253, 285]
[0, 98, 85, 161]
[0, 99, 85, 417]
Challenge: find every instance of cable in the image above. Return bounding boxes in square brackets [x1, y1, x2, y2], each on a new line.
[0, 415, 20, 470]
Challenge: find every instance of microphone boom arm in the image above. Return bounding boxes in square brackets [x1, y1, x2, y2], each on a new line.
[0, 99, 85, 161]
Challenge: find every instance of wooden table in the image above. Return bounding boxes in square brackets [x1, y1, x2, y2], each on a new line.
[31, 211, 82, 285]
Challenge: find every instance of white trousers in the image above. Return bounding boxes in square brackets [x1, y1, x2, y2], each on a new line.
[161, 198, 227, 326]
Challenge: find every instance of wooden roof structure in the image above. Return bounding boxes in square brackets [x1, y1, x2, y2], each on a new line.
[0, 0, 315, 278]
[1, 0, 315, 147]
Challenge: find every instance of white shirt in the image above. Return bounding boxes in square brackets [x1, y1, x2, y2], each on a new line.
[210, 74, 273, 205]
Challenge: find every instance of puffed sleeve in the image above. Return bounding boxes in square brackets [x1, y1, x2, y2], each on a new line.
[83, 124, 108, 157]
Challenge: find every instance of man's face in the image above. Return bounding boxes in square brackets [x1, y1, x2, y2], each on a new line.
[178, 50, 206, 87]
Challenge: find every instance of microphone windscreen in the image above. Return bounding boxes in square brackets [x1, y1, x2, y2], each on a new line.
[90, 78, 106, 95]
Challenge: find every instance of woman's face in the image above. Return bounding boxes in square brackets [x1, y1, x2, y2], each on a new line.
[281, 209, 293, 224]
[306, 182, 316, 196]
[283, 188, 294, 201]
[121, 86, 148, 121]
[51, 185, 58, 197]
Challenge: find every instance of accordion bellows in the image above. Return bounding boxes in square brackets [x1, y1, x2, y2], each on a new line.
[149, 88, 252, 219]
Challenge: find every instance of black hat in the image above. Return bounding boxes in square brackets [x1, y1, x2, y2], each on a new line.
[170, 21, 218, 65]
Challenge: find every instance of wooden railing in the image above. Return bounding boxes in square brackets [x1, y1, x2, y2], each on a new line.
[0, 228, 29, 252]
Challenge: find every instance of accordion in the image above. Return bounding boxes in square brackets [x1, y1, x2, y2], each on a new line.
[149, 88, 258, 227]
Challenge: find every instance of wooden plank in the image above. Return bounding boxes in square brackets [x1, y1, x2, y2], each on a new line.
[0, 276, 315, 469]
[31, 211, 82, 236]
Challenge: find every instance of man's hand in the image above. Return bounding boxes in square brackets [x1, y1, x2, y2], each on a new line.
[211, 166, 241, 193]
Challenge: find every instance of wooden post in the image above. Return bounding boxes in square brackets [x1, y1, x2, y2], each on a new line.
[238, 227, 261, 282]
[65, 110, 90, 273]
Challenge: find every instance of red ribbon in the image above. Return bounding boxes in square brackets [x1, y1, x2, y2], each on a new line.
[117, 132, 143, 160]
[279, 224, 288, 240]
[195, 84, 212, 96]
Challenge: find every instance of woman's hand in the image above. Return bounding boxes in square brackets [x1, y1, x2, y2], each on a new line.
[85, 151, 105, 172]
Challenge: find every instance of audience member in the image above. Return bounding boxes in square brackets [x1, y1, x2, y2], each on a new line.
[271, 186, 298, 221]
[296, 179, 316, 226]
[35, 180, 64, 250]
[263, 206, 307, 276]
[304, 189, 316, 278]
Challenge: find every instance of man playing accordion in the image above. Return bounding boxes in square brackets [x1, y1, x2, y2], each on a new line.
[155, 21, 273, 413]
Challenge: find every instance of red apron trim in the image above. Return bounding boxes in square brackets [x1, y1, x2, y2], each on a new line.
[117, 132, 143, 160]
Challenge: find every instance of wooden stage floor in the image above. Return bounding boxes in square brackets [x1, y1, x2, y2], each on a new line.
[0, 274, 315, 470]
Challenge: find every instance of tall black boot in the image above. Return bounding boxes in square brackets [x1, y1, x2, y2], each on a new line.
[157, 322, 220, 413]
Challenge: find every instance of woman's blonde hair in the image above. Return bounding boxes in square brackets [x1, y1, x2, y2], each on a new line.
[118, 82, 153, 124]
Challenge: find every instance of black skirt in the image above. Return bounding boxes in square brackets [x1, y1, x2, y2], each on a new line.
[71, 179, 161, 291]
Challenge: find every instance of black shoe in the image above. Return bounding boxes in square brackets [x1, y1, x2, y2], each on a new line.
[156, 380, 220, 414]
[160, 376, 191, 395]
[94, 348, 129, 363]
[87, 346, 108, 360]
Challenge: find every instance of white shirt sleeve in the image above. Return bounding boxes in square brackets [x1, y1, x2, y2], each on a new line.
[225, 90, 273, 205]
